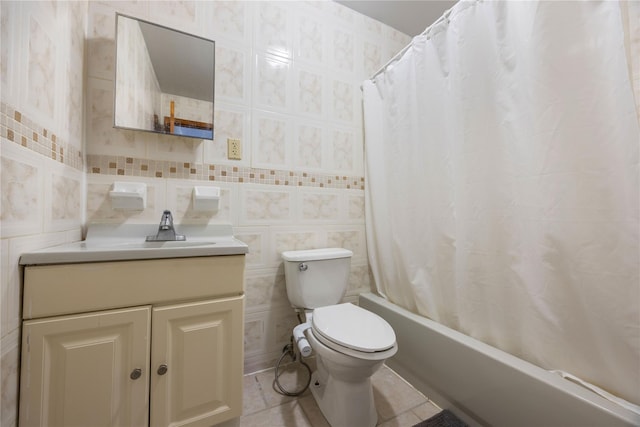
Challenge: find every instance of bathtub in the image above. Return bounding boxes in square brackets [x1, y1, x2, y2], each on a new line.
[359, 292, 640, 427]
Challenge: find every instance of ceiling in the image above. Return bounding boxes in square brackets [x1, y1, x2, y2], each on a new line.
[336, 0, 458, 36]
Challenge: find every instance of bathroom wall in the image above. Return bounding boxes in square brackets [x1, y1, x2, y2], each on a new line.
[0, 2, 88, 425]
[84, 1, 409, 375]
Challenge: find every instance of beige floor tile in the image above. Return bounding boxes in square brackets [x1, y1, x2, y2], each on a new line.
[377, 410, 421, 427]
[242, 374, 269, 416]
[239, 400, 312, 427]
[298, 395, 331, 427]
[243, 363, 431, 427]
[372, 366, 428, 421]
[254, 362, 313, 408]
[411, 402, 441, 422]
[275, 360, 314, 395]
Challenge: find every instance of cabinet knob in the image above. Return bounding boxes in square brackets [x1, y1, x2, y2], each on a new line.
[130, 368, 142, 380]
[157, 364, 168, 375]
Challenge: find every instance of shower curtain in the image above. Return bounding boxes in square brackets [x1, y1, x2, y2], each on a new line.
[363, 0, 640, 406]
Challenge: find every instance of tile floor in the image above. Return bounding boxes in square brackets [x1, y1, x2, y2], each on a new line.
[240, 361, 441, 427]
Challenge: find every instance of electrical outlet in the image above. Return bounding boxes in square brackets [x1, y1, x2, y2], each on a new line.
[227, 138, 242, 160]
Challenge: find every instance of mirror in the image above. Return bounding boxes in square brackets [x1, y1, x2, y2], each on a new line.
[114, 14, 215, 140]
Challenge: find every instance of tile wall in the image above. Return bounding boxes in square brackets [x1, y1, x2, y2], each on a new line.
[0, 2, 88, 425]
[0, 2, 410, 424]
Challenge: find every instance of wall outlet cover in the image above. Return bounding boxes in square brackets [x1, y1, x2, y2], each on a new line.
[227, 138, 242, 160]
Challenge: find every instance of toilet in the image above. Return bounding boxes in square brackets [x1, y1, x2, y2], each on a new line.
[281, 248, 398, 427]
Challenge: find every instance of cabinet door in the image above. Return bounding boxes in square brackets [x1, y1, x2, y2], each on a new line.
[19, 306, 151, 427]
[150, 296, 244, 427]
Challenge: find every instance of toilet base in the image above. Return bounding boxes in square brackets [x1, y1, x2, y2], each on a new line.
[309, 364, 378, 427]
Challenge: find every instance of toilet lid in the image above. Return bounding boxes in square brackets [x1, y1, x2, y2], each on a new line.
[312, 303, 396, 353]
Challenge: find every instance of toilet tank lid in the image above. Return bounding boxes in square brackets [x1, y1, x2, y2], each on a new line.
[281, 248, 353, 261]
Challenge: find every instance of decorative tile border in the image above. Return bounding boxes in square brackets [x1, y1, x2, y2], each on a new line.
[87, 155, 365, 190]
[0, 102, 364, 190]
[0, 102, 83, 171]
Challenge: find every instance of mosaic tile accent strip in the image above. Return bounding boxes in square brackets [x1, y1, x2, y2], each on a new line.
[0, 102, 83, 171]
[86, 155, 365, 190]
[0, 101, 364, 190]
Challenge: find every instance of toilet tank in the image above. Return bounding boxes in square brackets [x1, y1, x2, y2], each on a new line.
[281, 248, 353, 309]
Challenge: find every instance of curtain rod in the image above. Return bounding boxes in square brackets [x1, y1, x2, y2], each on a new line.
[362, 5, 456, 89]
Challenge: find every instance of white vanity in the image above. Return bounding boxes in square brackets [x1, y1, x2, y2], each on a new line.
[18, 224, 248, 427]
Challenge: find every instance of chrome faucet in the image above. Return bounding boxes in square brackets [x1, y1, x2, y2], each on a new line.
[146, 210, 186, 241]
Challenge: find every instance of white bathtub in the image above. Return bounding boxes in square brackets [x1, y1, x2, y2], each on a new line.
[359, 292, 640, 427]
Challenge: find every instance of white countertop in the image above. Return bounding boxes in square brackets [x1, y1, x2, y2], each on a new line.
[19, 223, 248, 265]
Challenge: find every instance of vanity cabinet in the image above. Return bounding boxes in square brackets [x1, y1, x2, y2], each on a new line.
[19, 255, 245, 427]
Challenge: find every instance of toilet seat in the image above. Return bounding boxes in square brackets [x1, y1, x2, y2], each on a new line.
[311, 303, 397, 360]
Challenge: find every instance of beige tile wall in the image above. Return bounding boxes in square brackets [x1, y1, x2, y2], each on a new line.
[0, 2, 88, 425]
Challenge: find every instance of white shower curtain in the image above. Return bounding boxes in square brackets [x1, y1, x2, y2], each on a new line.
[363, 0, 640, 405]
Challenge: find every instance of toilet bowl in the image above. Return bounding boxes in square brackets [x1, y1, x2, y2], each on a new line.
[304, 304, 397, 427]
[281, 248, 398, 427]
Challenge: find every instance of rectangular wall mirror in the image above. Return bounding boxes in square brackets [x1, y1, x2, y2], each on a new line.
[114, 14, 215, 140]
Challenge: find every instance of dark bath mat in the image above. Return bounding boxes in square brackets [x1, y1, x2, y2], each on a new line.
[413, 409, 468, 427]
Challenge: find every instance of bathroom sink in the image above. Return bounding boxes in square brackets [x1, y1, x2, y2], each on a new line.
[19, 223, 248, 265]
